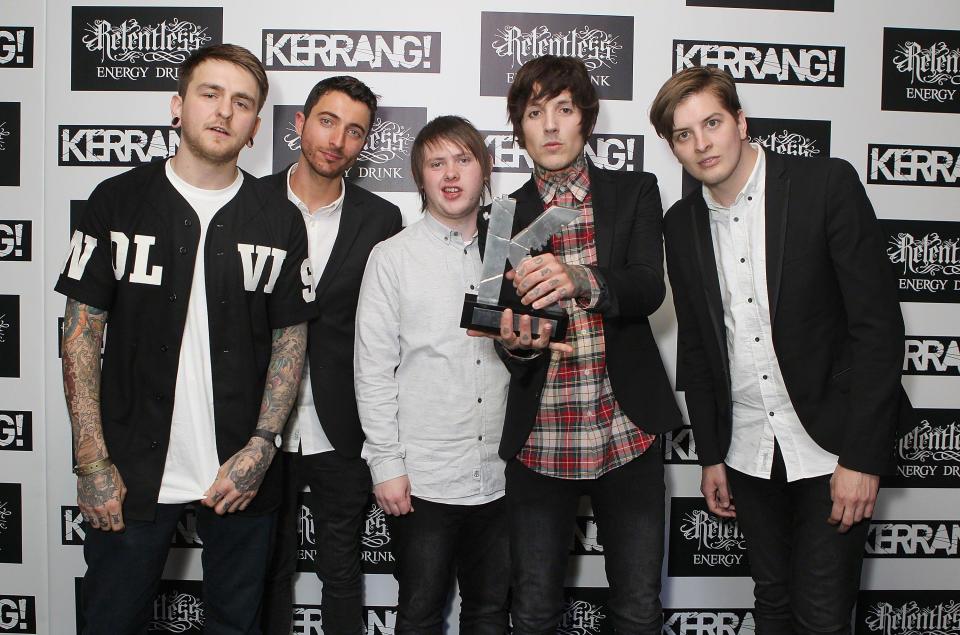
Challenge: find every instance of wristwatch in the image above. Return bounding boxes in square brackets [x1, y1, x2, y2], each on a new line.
[251, 429, 282, 449]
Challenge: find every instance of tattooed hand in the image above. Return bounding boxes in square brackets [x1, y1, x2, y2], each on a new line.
[78, 464, 127, 531]
[203, 437, 276, 515]
[510, 254, 592, 310]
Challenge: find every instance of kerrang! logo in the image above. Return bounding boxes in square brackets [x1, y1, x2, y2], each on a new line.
[894, 42, 960, 89]
[492, 25, 621, 70]
[898, 420, 960, 463]
[0, 121, 8, 151]
[362, 504, 390, 549]
[864, 601, 960, 635]
[751, 130, 820, 157]
[888, 233, 960, 276]
[558, 599, 606, 635]
[679, 510, 746, 551]
[150, 590, 204, 632]
[283, 117, 413, 165]
[82, 18, 211, 64]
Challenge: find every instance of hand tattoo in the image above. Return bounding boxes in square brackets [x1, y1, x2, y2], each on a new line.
[77, 465, 122, 509]
[566, 265, 591, 300]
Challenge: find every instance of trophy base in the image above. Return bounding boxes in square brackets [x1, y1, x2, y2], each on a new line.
[460, 294, 569, 342]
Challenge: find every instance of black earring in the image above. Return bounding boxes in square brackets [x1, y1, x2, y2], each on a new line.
[246, 137, 254, 148]
[171, 116, 180, 127]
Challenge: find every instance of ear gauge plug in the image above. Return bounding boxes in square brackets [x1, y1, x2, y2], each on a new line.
[246, 138, 255, 148]
[171, 116, 180, 127]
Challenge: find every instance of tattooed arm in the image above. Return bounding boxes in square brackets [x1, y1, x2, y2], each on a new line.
[203, 322, 307, 515]
[62, 298, 127, 532]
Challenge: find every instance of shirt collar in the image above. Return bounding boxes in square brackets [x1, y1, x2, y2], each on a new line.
[287, 163, 346, 218]
[703, 143, 765, 213]
[534, 154, 590, 205]
[421, 211, 478, 247]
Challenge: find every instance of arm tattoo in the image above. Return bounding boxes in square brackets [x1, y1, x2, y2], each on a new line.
[567, 265, 592, 300]
[62, 299, 108, 465]
[227, 323, 307, 495]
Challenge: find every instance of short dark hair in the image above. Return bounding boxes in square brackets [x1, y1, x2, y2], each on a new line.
[506, 55, 599, 148]
[302, 76, 379, 133]
[177, 44, 269, 112]
[411, 116, 492, 212]
[649, 67, 742, 146]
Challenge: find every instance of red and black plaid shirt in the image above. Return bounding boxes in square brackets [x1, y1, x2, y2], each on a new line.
[516, 159, 655, 479]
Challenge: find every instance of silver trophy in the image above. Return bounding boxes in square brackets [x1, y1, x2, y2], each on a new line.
[461, 196, 581, 341]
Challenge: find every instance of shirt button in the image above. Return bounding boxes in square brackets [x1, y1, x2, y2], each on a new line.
[740, 258, 745, 263]
[477, 398, 482, 404]
[747, 196, 753, 202]
[476, 359, 481, 365]
[733, 217, 739, 222]
[222, 347, 230, 353]
[754, 337, 760, 342]
[216, 249, 224, 256]
[762, 374, 768, 380]
[154, 393, 163, 401]
[769, 411, 775, 417]
[469, 285, 475, 291]
[477, 435, 483, 441]
[747, 297, 753, 303]
[215, 223, 223, 229]
[183, 219, 192, 227]
[160, 344, 168, 352]
[463, 249, 468, 255]
[150, 441, 160, 449]
[179, 246, 187, 255]
[220, 299, 227, 305]
[168, 293, 177, 302]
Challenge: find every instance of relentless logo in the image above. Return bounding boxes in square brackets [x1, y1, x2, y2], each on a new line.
[559, 599, 607, 635]
[856, 592, 960, 635]
[76, 578, 204, 633]
[663, 425, 699, 464]
[0, 296, 19, 378]
[0, 411, 32, 451]
[687, 0, 833, 9]
[0, 483, 21, 564]
[480, 12, 634, 100]
[882, 28, 960, 114]
[272, 105, 425, 192]
[903, 337, 960, 375]
[674, 40, 844, 86]
[865, 520, 960, 557]
[71, 7, 222, 91]
[869, 145, 960, 187]
[0, 27, 34, 68]
[59, 125, 179, 166]
[297, 495, 394, 574]
[262, 30, 439, 72]
[0, 221, 32, 262]
[669, 498, 750, 576]
[483, 131, 643, 173]
[662, 609, 756, 635]
[0, 102, 20, 186]
[883, 409, 960, 487]
[883, 220, 960, 302]
[0, 595, 36, 633]
[61, 504, 203, 546]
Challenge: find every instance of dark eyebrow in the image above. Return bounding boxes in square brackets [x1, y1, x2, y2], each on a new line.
[196, 82, 255, 104]
[316, 110, 368, 135]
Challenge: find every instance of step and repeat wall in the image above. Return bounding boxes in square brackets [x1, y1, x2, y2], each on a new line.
[0, 0, 957, 633]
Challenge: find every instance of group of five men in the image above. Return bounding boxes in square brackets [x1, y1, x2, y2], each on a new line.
[58, 43, 904, 635]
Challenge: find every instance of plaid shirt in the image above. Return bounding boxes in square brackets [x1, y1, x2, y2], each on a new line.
[516, 159, 655, 479]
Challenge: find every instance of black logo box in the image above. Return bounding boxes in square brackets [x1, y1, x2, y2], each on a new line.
[296, 493, 395, 574]
[271, 105, 426, 192]
[262, 30, 440, 72]
[0, 411, 32, 452]
[674, 39, 845, 86]
[0, 483, 22, 564]
[884, 407, 960, 488]
[480, 12, 634, 101]
[855, 590, 960, 635]
[0, 595, 36, 634]
[482, 131, 644, 173]
[0, 221, 31, 262]
[881, 27, 960, 115]
[71, 6, 222, 92]
[668, 496, 750, 577]
[0, 102, 20, 187]
[681, 116, 831, 196]
[0, 27, 34, 68]
[687, 0, 833, 9]
[868, 144, 960, 188]
[0, 295, 19, 379]
[882, 219, 960, 304]
[75, 578, 204, 633]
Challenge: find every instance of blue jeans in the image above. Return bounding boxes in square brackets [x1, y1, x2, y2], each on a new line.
[81, 502, 275, 635]
[726, 443, 869, 635]
[505, 443, 665, 635]
[386, 496, 510, 635]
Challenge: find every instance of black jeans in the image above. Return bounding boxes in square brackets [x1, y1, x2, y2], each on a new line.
[726, 445, 869, 635]
[505, 443, 665, 635]
[386, 496, 510, 635]
[82, 502, 275, 635]
[261, 451, 300, 635]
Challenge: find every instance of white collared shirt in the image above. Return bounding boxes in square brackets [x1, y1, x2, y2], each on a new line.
[705, 145, 838, 481]
[282, 163, 345, 455]
[355, 212, 509, 505]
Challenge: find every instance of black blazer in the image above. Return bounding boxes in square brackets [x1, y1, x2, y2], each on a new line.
[495, 162, 683, 460]
[663, 152, 905, 475]
[262, 169, 403, 457]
